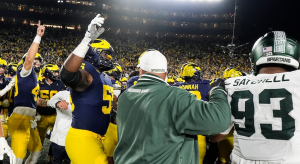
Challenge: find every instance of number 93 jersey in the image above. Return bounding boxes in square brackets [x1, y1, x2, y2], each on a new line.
[225, 70, 300, 163]
[70, 61, 113, 136]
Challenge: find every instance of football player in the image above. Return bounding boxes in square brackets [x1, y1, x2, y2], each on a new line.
[36, 64, 66, 144]
[60, 14, 114, 164]
[126, 71, 139, 89]
[211, 31, 300, 163]
[4, 63, 17, 118]
[120, 77, 128, 92]
[173, 62, 210, 164]
[7, 20, 45, 164]
[214, 68, 244, 164]
[0, 59, 9, 139]
[36, 64, 66, 162]
[166, 76, 175, 85]
[0, 59, 17, 164]
[103, 63, 122, 164]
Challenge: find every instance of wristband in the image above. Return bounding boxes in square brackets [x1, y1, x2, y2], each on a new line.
[0, 115, 5, 123]
[72, 37, 91, 58]
[33, 35, 41, 44]
[47, 100, 50, 107]
[55, 101, 60, 108]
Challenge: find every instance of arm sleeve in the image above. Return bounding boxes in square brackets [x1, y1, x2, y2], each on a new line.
[48, 91, 70, 108]
[221, 123, 234, 135]
[20, 66, 32, 78]
[172, 88, 231, 136]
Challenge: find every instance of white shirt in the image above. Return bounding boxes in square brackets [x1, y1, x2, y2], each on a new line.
[48, 90, 72, 146]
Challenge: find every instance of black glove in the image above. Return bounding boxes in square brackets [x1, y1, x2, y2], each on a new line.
[210, 78, 225, 90]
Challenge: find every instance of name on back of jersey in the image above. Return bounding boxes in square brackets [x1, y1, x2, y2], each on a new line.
[232, 74, 289, 87]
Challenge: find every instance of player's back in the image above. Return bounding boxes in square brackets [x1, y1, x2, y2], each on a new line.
[225, 70, 300, 163]
[174, 80, 210, 101]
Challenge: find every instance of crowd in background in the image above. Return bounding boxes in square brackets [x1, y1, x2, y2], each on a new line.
[0, 22, 252, 79]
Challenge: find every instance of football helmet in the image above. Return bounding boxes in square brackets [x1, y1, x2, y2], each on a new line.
[41, 64, 60, 81]
[0, 58, 7, 78]
[167, 76, 175, 85]
[223, 68, 243, 79]
[251, 31, 300, 74]
[0, 58, 7, 68]
[105, 63, 123, 80]
[120, 77, 128, 82]
[86, 39, 114, 71]
[6, 62, 18, 77]
[180, 62, 202, 81]
[176, 77, 185, 82]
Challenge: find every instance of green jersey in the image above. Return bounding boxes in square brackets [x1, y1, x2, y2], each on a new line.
[114, 73, 231, 164]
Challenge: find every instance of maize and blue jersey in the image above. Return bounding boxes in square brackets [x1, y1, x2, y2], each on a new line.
[121, 83, 126, 93]
[14, 65, 39, 109]
[37, 78, 66, 115]
[173, 80, 210, 101]
[126, 76, 139, 89]
[70, 61, 113, 135]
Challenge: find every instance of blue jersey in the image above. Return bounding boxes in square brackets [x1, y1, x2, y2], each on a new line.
[172, 82, 185, 87]
[121, 83, 126, 93]
[37, 78, 66, 115]
[126, 76, 139, 89]
[70, 61, 113, 135]
[14, 65, 39, 109]
[174, 80, 210, 101]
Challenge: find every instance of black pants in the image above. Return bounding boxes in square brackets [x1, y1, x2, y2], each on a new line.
[51, 142, 69, 164]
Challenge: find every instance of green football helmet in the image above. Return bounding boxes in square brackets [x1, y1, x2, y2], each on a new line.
[250, 31, 300, 75]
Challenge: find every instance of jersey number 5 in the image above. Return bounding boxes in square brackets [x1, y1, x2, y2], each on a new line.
[102, 85, 113, 114]
[231, 89, 295, 140]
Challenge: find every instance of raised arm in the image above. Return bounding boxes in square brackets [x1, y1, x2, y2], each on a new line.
[60, 14, 105, 91]
[24, 20, 45, 71]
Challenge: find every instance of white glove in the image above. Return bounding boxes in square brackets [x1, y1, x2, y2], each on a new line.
[30, 120, 37, 130]
[84, 14, 105, 42]
[0, 78, 15, 97]
[34, 115, 41, 122]
[0, 137, 16, 164]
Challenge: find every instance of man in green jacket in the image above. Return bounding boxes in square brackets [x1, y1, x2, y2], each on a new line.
[113, 49, 231, 164]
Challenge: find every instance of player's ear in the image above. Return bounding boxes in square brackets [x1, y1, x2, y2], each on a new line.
[139, 69, 144, 78]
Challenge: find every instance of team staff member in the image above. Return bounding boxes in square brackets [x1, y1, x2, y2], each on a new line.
[7, 20, 45, 164]
[47, 90, 72, 164]
[60, 14, 113, 164]
[114, 50, 231, 164]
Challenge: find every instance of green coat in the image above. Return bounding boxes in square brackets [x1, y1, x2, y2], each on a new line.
[114, 73, 231, 164]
